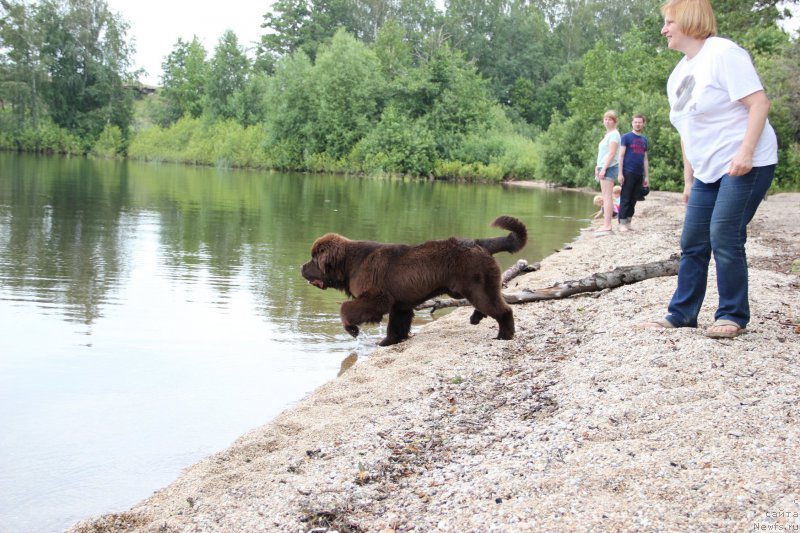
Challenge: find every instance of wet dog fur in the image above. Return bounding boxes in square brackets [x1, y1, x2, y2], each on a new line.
[300, 216, 527, 346]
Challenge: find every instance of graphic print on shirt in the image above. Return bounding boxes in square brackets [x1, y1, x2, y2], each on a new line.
[674, 75, 695, 112]
[629, 137, 647, 155]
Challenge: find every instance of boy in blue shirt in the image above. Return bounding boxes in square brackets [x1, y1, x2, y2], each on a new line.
[617, 114, 650, 232]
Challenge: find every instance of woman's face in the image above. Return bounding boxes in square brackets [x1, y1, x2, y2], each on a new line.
[661, 16, 689, 53]
[603, 116, 616, 130]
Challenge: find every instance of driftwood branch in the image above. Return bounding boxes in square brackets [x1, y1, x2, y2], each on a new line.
[417, 254, 680, 314]
[502, 259, 541, 284]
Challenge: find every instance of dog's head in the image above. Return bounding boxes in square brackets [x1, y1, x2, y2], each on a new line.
[300, 233, 349, 291]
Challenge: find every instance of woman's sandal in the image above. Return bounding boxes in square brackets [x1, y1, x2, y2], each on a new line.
[638, 318, 675, 329]
[705, 319, 746, 339]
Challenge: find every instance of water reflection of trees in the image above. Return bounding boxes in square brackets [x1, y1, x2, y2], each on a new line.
[0, 155, 129, 325]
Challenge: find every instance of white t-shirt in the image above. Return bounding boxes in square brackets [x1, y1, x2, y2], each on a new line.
[667, 36, 778, 183]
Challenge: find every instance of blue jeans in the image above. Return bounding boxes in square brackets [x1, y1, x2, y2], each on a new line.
[665, 165, 775, 329]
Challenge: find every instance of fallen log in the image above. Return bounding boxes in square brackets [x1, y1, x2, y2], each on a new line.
[417, 254, 680, 314]
[502, 259, 541, 284]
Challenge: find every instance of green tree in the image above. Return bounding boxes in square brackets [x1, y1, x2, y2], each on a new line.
[205, 30, 250, 121]
[510, 59, 583, 131]
[34, 0, 135, 145]
[372, 18, 413, 81]
[714, 0, 795, 38]
[393, 0, 441, 57]
[755, 32, 800, 189]
[259, 0, 311, 58]
[482, 0, 553, 104]
[442, 0, 505, 68]
[234, 72, 270, 127]
[308, 29, 384, 158]
[0, 0, 47, 132]
[260, 0, 365, 61]
[263, 50, 316, 168]
[159, 36, 208, 124]
[541, 0, 660, 61]
[392, 42, 494, 159]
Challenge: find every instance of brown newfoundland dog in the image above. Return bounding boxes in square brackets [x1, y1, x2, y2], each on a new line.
[300, 216, 527, 346]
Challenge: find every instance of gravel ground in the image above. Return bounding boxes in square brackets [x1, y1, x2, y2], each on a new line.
[71, 190, 800, 533]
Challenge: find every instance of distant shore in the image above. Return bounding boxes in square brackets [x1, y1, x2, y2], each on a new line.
[72, 191, 800, 532]
[504, 179, 590, 193]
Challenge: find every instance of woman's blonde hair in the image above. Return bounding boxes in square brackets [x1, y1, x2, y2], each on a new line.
[603, 110, 618, 123]
[661, 0, 717, 39]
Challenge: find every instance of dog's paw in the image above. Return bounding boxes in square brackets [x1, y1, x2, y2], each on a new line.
[470, 310, 486, 325]
[345, 325, 360, 338]
[378, 336, 402, 346]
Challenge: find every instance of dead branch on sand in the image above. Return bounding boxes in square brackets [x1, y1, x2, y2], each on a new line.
[417, 255, 680, 314]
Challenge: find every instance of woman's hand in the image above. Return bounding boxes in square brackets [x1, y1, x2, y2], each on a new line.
[728, 90, 770, 176]
[728, 150, 753, 176]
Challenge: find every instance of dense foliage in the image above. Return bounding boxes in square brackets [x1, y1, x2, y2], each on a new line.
[0, 0, 135, 153]
[1, 0, 799, 189]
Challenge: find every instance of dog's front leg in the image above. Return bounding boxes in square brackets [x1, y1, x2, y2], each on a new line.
[380, 308, 414, 346]
[340, 297, 391, 338]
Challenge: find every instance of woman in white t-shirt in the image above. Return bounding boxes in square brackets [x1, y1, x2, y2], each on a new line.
[640, 0, 778, 338]
[594, 110, 621, 235]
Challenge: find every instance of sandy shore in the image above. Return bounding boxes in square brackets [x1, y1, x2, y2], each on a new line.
[72, 191, 800, 532]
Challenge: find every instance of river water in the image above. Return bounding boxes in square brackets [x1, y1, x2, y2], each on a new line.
[0, 152, 593, 532]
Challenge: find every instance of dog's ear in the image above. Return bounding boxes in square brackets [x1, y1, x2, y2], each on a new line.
[312, 234, 347, 275]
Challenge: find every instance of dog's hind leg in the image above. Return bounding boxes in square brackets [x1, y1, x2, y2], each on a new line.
[492, 306, 515, 340]
[479, 300, 514, 340]
[380, 308, 414, 346]
[463, 288, 515, 340]
[469, 310, 486, 325]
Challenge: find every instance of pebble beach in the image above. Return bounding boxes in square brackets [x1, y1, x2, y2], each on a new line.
[72, 189, 800, 532]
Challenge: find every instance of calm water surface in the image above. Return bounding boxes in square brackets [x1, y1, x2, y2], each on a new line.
[0, 152, 593, 532]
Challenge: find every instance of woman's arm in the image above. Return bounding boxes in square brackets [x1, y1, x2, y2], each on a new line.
[728, 90, 770, 176]
[681, 139, 693, 205]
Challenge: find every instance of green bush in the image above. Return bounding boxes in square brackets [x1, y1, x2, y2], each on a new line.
[432, 160, 465, 180]
[127, 116, 270, 168]
[773, 144, 800, 192]
[304, 152, 348, 174]
[474, 163, 505, 182]
[11, 121, 84, 154]
[128, 116, 200, 162]
[455, 130, 540, 181]
[91, 124, 125, 157]
[536, 113, 593, 187]
[454, 132, 507, 165]
[432, 160, 505, 182]
[265, 139, 305, 171]
[0, 132, 11, 150]
[349, 106, 436, 176]
[496, 135, 539, 180]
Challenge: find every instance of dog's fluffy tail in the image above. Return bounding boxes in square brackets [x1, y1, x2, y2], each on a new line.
[476, 215, 527, 255]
